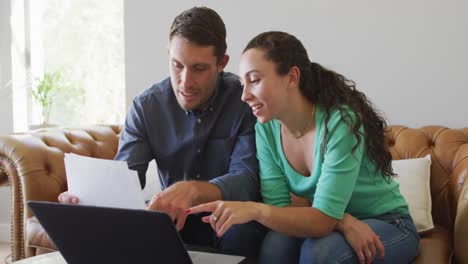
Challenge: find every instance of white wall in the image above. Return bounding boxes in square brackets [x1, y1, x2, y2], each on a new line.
[124, 0, 468, 128]
[0, 0, 13, 242]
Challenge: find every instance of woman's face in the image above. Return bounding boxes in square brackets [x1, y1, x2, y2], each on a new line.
[239, 48, 290, 123]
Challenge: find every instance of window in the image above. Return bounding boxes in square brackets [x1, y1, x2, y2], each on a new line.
[12, 0, 125, 130]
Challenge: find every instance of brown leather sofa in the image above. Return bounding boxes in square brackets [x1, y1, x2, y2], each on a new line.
[0, 125, 467, 263]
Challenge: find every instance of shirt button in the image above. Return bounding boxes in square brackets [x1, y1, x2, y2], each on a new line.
[210, 107, 213, 111]
[197, 148, 201, 153]
[197, 118, 202, 124]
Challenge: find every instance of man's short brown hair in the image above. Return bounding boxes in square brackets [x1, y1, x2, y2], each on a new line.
[169, 7, 227, 62]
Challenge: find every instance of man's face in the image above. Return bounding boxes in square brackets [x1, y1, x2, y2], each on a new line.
[168, 36, 228, 111]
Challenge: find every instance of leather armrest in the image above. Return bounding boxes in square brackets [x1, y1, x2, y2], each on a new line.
[26, 217, 57, 252]
[455, 166, 468, 264]
[412, 225, 453, 264]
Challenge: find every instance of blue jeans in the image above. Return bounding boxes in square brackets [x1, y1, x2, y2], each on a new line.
[259, 213, 420, 264]
[180, 214, 267, 258]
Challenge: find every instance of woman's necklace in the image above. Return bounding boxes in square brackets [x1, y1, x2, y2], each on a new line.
[292, 105, 316, 139]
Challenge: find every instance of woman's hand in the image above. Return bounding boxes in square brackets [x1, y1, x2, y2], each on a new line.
[186, 201, 259, 237]
[337, 214, 385, 264]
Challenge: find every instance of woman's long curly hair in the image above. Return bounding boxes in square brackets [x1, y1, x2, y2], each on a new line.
[244, 31, 394, 180]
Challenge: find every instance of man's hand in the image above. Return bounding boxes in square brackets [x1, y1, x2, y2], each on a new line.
[146, 181, 221, 231]
[336, 214, 385, 264]
[58, 191, 80, 204]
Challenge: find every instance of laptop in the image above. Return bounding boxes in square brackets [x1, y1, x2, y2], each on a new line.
[28, 201, 245, 264]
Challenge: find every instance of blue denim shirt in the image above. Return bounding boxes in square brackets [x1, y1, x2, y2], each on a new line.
[115, 72, 259, 201]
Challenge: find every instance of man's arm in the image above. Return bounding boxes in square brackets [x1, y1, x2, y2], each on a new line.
[148, 106, 257, 231]
[115, 98, 154, 188]
[150, 107, 258, 206]
[209, 108, 259, 202]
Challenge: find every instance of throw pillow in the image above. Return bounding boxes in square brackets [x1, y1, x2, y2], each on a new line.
[392, 155, 434, 233]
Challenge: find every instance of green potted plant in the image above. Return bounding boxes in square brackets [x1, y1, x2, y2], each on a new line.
[30, 70, 63, 127]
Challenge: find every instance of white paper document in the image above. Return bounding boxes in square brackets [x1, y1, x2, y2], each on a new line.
[64, 153, 146, 210]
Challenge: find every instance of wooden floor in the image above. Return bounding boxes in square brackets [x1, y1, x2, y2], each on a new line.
[0, 243, 11, 264]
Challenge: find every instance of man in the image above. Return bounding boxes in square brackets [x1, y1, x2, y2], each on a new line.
[59, 6, 266, 258]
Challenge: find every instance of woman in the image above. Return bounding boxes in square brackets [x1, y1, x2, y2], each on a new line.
[187, 31, 419, 263]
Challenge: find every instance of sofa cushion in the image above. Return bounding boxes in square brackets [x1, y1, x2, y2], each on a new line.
[392, 155, 434, 233]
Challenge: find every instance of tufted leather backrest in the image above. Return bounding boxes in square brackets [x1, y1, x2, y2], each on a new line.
[0, 125, 121, 218]
[0, 125, 121, 260]
[386, 125, 468, 231]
